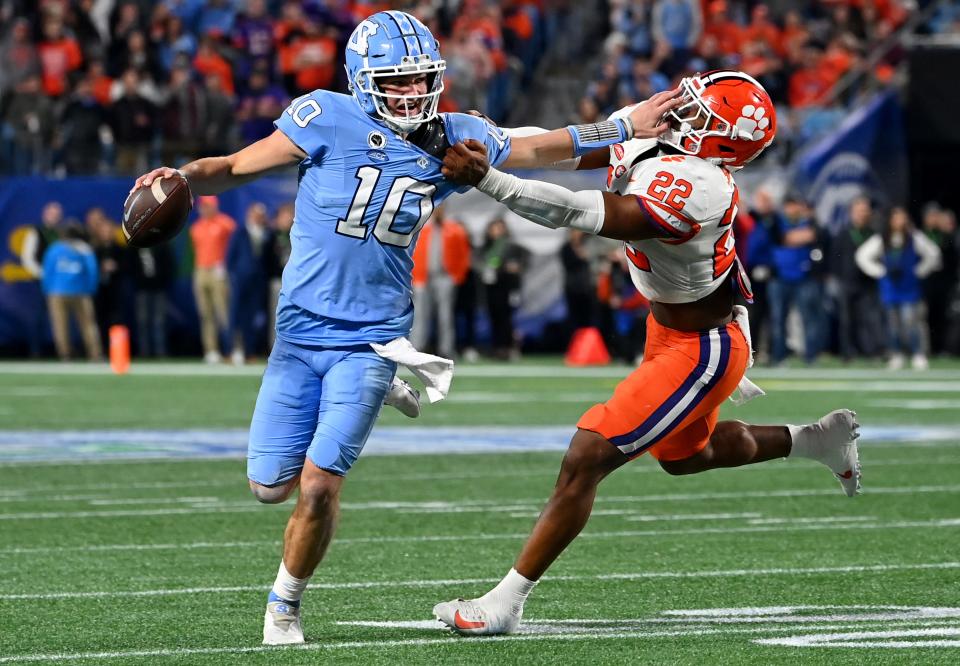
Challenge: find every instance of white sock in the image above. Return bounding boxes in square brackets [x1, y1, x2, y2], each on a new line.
[787, 423, 816, 459]
[481, 568, 537, 615]
[271, 561, 310, 604]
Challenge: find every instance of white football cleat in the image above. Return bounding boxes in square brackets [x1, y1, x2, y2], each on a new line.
[384, 376, 421, 418]
[433, 597, 521, 636]
[263, 601, 304, 645]
[792, 409, 862, 497]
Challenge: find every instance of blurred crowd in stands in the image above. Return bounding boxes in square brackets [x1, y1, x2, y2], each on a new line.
[579, 0, 960, 156]
[566, 192, 960, 369]
[4, 0, 960, 366]
[0, 0, 563, 175]
[18, 196, 537, 363]
[19, 192, 960, 367]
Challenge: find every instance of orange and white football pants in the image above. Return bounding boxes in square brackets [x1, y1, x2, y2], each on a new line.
[578, 314, 750, 461]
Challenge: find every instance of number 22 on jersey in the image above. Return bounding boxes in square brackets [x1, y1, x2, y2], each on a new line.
[645, 170, 692, 210]
[712, 186, 740, 278]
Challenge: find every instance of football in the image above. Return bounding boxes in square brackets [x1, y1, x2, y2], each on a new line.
[121, 172, 192, 248]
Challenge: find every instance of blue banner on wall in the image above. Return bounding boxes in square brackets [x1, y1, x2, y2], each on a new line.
[791, 91, 909, 234]
[0, 175, 298, 351]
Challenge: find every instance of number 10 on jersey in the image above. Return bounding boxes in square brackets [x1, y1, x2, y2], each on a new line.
[336, 166, 437, 248]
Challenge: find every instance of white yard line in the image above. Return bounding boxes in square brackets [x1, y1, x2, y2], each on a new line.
[755, 627, 960, 648]
[3, 517, 959, 558]
[869, 399, 960, 410]
[2, 454, 956, 499]
[0, 479, 240, 497]
[2, 360, 960, 380]
[2, 484, 960, 520]
[0, 620, 958, 663]
[1, 561, 958, 602]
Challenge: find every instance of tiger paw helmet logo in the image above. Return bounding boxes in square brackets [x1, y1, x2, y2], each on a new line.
[734, 105, 770, 141]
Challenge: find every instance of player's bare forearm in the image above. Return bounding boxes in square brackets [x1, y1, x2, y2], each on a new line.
[131, 130, 305, 195]
[177, 155, 274, 195]
[503, 128, 578, 169]
[501, 89, 681, 169]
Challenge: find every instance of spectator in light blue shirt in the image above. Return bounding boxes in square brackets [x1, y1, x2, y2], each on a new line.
[624, 58, 671, 100]
[41, 224, 103, 361]
[651, 0, 702, 75]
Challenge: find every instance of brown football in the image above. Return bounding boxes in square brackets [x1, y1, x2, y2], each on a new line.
[122, 172, 192, 248]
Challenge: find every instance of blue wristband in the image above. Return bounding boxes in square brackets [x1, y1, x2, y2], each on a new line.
[566, 118, 631, 156]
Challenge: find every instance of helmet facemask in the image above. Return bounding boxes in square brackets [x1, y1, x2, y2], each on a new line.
[658, 73, 775, 169]
[658, 76, 739, 164]
[350, 54, 446, 134]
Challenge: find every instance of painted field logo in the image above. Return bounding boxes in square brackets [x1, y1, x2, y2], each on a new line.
[347, 605, 960, 649]
[670, 605, 960, 649]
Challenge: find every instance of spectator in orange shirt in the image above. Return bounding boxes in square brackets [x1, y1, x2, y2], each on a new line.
[278, 20, 337, 94]
[739, 39, 779, 85]
[821, 36, 855, 85]
[700, 0, 742, 56]
[193, 34, 234, 96]
[411, 206, 472, 359]
[788, 46, 833, 108]
[38, 17, 83, 97]
[742, 4, 782, 56]
[85, 60, 114, 106]
[780, 9, 809, 64]
[190, 195, 237, 363]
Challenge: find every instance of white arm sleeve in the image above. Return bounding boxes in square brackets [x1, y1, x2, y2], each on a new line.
[854, 235, 886, 279]
[913, 231, 942, 278]
[20, 228, 43, 278]
[476, 168, 604, 234]
[501, 126, 582, 171]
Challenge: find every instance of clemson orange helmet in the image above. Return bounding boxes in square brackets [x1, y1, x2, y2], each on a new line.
[659, 71, 776, 169]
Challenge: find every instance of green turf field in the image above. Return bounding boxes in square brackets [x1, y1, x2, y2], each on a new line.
[1, 360, 959, 664]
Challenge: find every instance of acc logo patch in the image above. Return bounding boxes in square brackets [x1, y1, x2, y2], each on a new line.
[367, 131, 387, 149]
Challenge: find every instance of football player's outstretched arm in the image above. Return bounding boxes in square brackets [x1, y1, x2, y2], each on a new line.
[130, 130, 306, 196]
[442, 140, 669, 242]
[500, 89, 680, 169]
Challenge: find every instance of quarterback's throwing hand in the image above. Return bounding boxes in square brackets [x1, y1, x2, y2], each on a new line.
[627, 88, 683, 139]
[129, 166, 182, 195]
[442, 139, 490, 186]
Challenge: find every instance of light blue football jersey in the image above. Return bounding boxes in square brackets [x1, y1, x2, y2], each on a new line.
[272, 90, 511, 346]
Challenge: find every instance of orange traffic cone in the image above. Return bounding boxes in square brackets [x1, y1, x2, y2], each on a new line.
[109, 325, 131, 375]
[564, 327, 611, 366]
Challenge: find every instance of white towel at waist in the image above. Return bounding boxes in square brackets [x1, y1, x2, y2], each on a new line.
[370, 337, 454, 403]
[730, 305, 765, 405]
